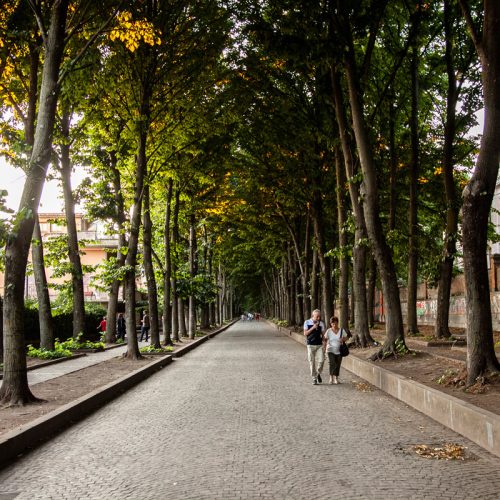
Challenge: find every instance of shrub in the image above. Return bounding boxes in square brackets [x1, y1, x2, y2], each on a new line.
[139, 345, 173, 354]
[27, 343, 72, 360]
[58, 333, 105, 351]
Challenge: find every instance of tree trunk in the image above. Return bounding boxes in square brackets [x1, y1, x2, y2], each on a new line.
[335, 148, 349, 330]
[106, 150, 127, 344]
[0, 296, 3, 362]
[435, 0, 460, 339]
[32, 219, 54, 350]
[303, 211, 312, 320]
[60, 108, 85, 339]
[0, 0, 68, 406]
[26, 38, 54, 351]
[163, 178, 173, 345]
[331, 66, 373, 346]
[171, 188, 180, 342]
[143, 184, 160, 348]
[367, 255, 377, 328]
[388, 93, 398, 231]
[311, 188, 333, 323]
[343, 30, 406, 359]
[311, 249, 319, 311]
[208, 243, 216, 326]
[407, 43, 420, 336]
[459, 0, 500, 384]
[178, 297, 187, 337]
[188, 213, 197, 339]
[124, 103, 150, 360]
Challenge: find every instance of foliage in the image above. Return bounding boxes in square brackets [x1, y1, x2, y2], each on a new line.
[27, 344, 72, 360]
[57, 333, 104, 351]
[139, 345, 173, 353]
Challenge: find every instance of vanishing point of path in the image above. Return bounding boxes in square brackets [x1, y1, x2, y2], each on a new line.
[0, 321, 499, 499]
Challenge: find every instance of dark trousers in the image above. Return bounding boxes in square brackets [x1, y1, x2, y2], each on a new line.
[328, 352, 342, 376]
[140, 326, 150, 341]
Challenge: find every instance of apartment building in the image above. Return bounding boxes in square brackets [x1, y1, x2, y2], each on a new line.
[0, 213, 120, 303]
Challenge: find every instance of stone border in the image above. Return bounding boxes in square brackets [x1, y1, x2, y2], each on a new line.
[0, 320, 237, 470]
[270, 321, 500, 458]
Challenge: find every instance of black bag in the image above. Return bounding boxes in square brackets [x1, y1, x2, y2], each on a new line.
[339, 341, 349, 357]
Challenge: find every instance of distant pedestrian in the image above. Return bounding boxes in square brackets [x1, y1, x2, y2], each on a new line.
[304, 309, 325, 385]
[324, 316, 348, 384]
[97, 316, 107, 335]
[116, 313, 126, 341]
[140, 310, 150, 342]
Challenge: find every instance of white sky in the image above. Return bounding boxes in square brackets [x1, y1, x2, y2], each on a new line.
[2, 161, 86, 216]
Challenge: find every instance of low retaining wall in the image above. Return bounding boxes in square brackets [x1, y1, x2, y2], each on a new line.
[271, 321, 500, 458]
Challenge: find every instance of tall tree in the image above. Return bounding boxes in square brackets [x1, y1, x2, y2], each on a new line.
[331, 66, 373, 346]
[336, 2, 407, 358]
[57, 105, 85, 338]
[458, 0, 500, 384]
[0, 0, 70, 405]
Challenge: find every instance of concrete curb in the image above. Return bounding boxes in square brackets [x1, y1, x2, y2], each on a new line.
[0, 320, 237, 469]
[270, 321, 500, 458]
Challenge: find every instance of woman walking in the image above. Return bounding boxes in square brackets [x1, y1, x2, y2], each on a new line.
[324, 316, 348, 384]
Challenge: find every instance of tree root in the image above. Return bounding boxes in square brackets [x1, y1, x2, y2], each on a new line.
[0, 388, 45, 408]
[369, 339, 414, 361]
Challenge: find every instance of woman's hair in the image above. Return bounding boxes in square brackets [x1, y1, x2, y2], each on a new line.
[329, 316, 339, 324]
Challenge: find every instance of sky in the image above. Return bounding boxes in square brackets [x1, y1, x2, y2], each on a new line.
[2, 162, 86, 216]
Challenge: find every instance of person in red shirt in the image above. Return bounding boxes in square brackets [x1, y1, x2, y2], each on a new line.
[98, 316, 107, 335]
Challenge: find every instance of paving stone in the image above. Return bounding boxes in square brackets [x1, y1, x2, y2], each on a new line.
[0, 321, 499, 499]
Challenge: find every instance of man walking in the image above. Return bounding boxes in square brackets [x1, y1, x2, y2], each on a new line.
[304, 309, 325, 385]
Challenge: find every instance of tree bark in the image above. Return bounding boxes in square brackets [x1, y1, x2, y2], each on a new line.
[60, 107, 85, 339]
[311, 249, 319, 311]
[32, 219, 54, 350]
[106, 149, 127, 344]
[367, 255, 377, 328]
[188, 213, 197, 339]
[335, 148, 349, 330]
[171, 187, 180, 342]
[25, 40, 55, 352]
[459, 0, 500, 384]
[143, 183, 160, 348]
[124, 95, 151, 359]
[407, 43, 420, 336]
[342, 25, 406, 358]
[178, 297, 187, 337]
[311, 190, 332, 324]
[0, 0, 68, 406]
[303, 211, 312, 320]
[435, 0, 460, 339]
[331, 66, 373, 346]
[162, 178, 173, 345]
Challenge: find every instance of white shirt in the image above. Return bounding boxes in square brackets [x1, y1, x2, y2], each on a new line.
[325, 328, 348, 354]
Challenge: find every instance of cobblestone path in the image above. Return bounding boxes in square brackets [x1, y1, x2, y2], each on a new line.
[0, 321, 499, 499]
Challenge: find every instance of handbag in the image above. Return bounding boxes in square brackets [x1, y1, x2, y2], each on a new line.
[339, 342, 349, 357]
[339, 330, 349, 357]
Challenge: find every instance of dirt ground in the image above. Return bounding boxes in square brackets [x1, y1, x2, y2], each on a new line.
[0, 325, 499, 441]
[358, 324, 500, 416]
